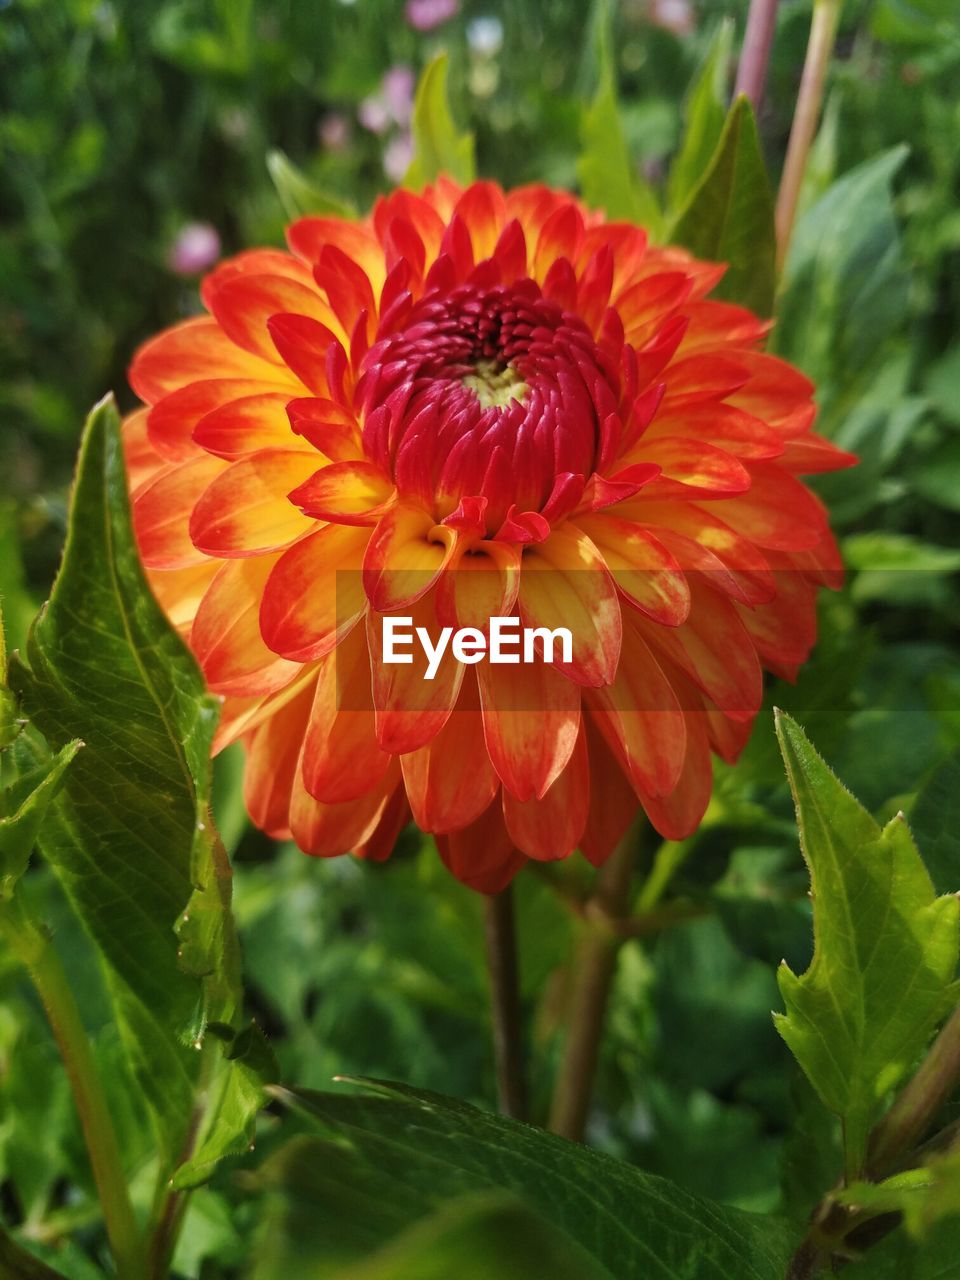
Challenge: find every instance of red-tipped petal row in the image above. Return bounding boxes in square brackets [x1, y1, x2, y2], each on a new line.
[518, 525, 621, 687]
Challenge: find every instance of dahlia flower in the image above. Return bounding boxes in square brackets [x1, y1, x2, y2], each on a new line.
[125, 178, 853, 892]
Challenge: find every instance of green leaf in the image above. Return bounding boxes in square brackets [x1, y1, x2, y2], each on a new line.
[0, 682, 16, 751]
[0, 1224, 69, 1280]
[909, 436, 960, 514]
[0, 737, 80, 900]
[870, 0, 960, 47]
[774, 146, 910, 391]
[7, 397, 269, 1178]
[839, 1153, 960, 1238]
[843, 532, 960, 607]
[0, 498, 37, 662]
[910, 753, 960, 895]
[899, 1150, 960, 1238]
[576, 0, 661, 232]
[670, 95, 776, 315]
[773, 711, 960, 1177]
[253, 1081, 793, 1280]
[172, 1022, 278, 1190]
[666, 19, 733, 214]
[266, 149, 357, 220]
[924, 345, 960, 426]
[845, 1215, 960, 1278]
[404, 54, 475, 191]
[326, 1193, 609, 1280]
[653, 917, 782, 1095]
[0, 600, 21, 751]
[843, 532, 960, 575]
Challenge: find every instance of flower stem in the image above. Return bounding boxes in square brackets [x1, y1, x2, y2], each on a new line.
[734, 0, 779, 111]
[483, 885, 527, 1120]
[548, 828, 640, 1142]
[867, 1004, 960, 1178]
[775, 0, 842, 271]
[786, 1004, 960, 1275]
[0, 898, 145, 1280]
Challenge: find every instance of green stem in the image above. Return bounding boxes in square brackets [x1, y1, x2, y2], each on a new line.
[483, 886, 527, 1121]
[775, 0, 842, 271]
[548, 826, 642, 1141]
[0, 898, 145, 1280]
[787, 1007, 960, 1275]
[632, 839, 690, 914]
[867, 1005, 960, 1178]
[614, 899, 710, 937]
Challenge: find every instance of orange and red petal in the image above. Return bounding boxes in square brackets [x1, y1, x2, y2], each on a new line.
[243, 679, 316, 837]
[646, 578, 763, 720]
[575, 513, 690, 627]
[148, 379, 296, 463]
[518, 524, 621, 687]
[363, 504, 457, 611]
[260, 523, 370, 662]
[287, 217, 386, 293]
[639, 710, 713, 841]
[189, 449, 319, 556]
[191, 391, 306, 459]
[290, 758, 400, 857]
[502, 724, 589, 860]
[779, 434, 858, 474]
[579, 716, 641, 867]
[356, 787, 411, 864]
[205, 272, 343, 362]
[300, 627, 392, 804]
[715, 462, 828, 552]
[366, 591, 464, 753]
[435, 796, 525, 895]
[191, 553, 300, 698]
[478, 657, 580, 802]
[130, 317, 292, 404]
[289, 459, 395, 524]
[132, 454, 227, 569]
[123, 409, 166, 490]
[147, 559, 219, 634]
[401, 676, 499, 834]
[434, 540, 521, 631]
[589, 618, 687, 796]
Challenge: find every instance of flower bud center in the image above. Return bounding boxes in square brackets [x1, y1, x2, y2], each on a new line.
[461, 358, 528, 409]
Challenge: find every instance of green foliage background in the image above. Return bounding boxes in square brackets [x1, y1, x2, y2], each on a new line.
[2, 0, 960, 1276]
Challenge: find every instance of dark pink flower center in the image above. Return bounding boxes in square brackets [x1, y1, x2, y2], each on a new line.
[358, 280, 621, 529]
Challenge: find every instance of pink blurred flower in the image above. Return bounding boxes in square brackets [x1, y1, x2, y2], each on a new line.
[648, 0, 695, 37]
[382, 65, 415, 126]
[168, 222, 220, 276]
[318, 111, 352, 151]
[383, 132, 414, 182]
[358, 94, 391, 135]
[405, 0, 458, 32]
[359, 66, 415, 135]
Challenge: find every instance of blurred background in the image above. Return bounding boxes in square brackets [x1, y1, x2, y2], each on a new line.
[2, 0, 960, 1268]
